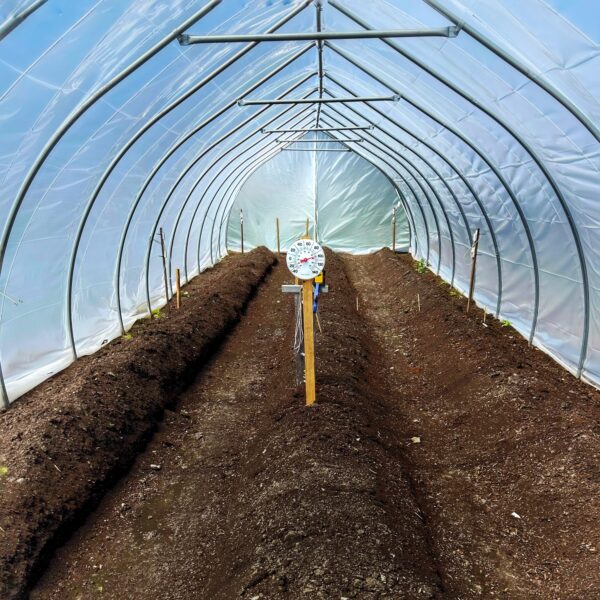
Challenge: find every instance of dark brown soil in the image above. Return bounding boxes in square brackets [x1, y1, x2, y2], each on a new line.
[344, 249, 600, 599]
[29, 251, 442, 599]
[4, 247, 600, 600]
[0, 248, 276, 600]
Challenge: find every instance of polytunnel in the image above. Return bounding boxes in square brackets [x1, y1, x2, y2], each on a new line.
[0, 0, 600, 407]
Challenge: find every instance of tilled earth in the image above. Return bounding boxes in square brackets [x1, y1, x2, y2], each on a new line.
[3, 248, 600, 599]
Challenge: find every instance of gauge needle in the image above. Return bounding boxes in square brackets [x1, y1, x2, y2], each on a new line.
[299, 256, 313, 263]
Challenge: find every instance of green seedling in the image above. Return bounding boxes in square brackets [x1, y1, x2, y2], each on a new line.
[415, 258, 428, 274]
[151, 308, 163, 319]
[501, 319, 512, 328]
[122, 333, 133, 341]
[450, 289, 461, 298]
[0, 466, 8, 477]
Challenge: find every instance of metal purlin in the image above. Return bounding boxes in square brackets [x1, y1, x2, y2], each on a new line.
[65, 0, 314, 358]
[318, 106, 453, 282]
[163, 93, 316, 291]
[321, 91, 503, 317]
[142, 89, 317, 315]
[112, 48, 314, 335]
[326, 5, 590, 372]
[154, 106, 316, 305]
[0, 0, 224, 407]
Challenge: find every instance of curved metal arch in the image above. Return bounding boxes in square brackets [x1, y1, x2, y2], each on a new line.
[320, 92, 504, 317]
[212, 127, 418, 260]
[154, 108, 315, 308]
[178, 111, 317, 281]
[217, 127, 418, 258]
[329, 77, 542, 343]
[320, 109, 463, 286]
[0, 0, 48, 42]
[0, 0, 223, 407]
[317, 111, 454, 282]
[326, 29, 589, 368]
[420, 0, 600, 143]
[322, 101, 471, 253]
[71, 46, 314, 352]
[209, 120, 430, 270]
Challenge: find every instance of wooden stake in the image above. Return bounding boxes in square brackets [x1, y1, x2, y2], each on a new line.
[240, 209, 244, 254]
[176, 268, 181, 309]
[315, 312, 323, 334]
[305, 218, 309, 238]
[276, 217, 281, 255]
[159, 228, 169, 311]
[417, 293, 421, 312]
[392, 206, 397, 253]
[302, 279, 316, 406]
[467, 228, 480, 313]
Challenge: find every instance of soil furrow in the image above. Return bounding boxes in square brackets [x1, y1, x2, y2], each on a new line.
[30, 251, 443, 599]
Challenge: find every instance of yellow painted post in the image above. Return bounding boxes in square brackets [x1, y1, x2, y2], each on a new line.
[176, 268, 181, 310]
[276, 217, 281, 255]
[305, 218, 309, 238]
[302, 279, 316, 406]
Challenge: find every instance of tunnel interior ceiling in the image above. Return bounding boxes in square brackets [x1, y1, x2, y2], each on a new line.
[226, 132, 410, 255]
[0, 0, 599, 403]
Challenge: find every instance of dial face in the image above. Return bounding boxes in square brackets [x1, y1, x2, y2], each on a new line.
[286, 238, 326, 280]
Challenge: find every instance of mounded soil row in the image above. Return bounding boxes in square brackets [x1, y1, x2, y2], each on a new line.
[344, 249, 600, 599]
[0, 248, 275, 600]
[30, 251, 442, 599]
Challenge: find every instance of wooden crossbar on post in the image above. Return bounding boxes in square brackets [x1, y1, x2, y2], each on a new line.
[467, 228, 481, 313]
[176, 268, 181, 309]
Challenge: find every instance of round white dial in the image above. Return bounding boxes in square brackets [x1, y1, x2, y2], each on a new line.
[286, 238, 326, 280]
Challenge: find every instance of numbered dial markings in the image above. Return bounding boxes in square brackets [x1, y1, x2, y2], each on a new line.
[286, 239, 326, 280]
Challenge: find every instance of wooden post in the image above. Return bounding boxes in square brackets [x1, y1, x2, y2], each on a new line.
[240, 209, 244, 254]
[159, 228, 169, 311]
[302, 279, 316, 406]
[392, 206, 397, 253]
[276, 217, 281, 255]
[305, 218, 309, 238]
[176, 268, 181, 310]
[467, 228, 480, 313]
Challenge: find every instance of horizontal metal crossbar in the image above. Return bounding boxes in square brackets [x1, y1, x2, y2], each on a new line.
[178, 27, 459, 45]
[263, 125, 373, 133]
[276, 137, 364, 143]
[239, 95, 399, 106]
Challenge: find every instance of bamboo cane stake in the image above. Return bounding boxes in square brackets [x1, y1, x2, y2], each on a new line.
[159, 227, 169, 312]
[176, 268, 181, 309]
[276, 217, 281, 255]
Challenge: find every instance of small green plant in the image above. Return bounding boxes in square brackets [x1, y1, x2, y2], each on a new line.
[415, 258, 428, 274]
[152, 308, 163, 319]
[501, 319, 512, 328]
[182, 291, 190, 297]
[122, 333, 133, 341]
[0, 466, 8, 477]
[450, 289, 461, 298]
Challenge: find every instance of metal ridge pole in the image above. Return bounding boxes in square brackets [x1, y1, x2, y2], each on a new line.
[264, 126, 372, 133]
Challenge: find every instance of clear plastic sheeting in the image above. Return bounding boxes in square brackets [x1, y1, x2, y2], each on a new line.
[0, 0, 599, 405]
[227, 134, 409, 254]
